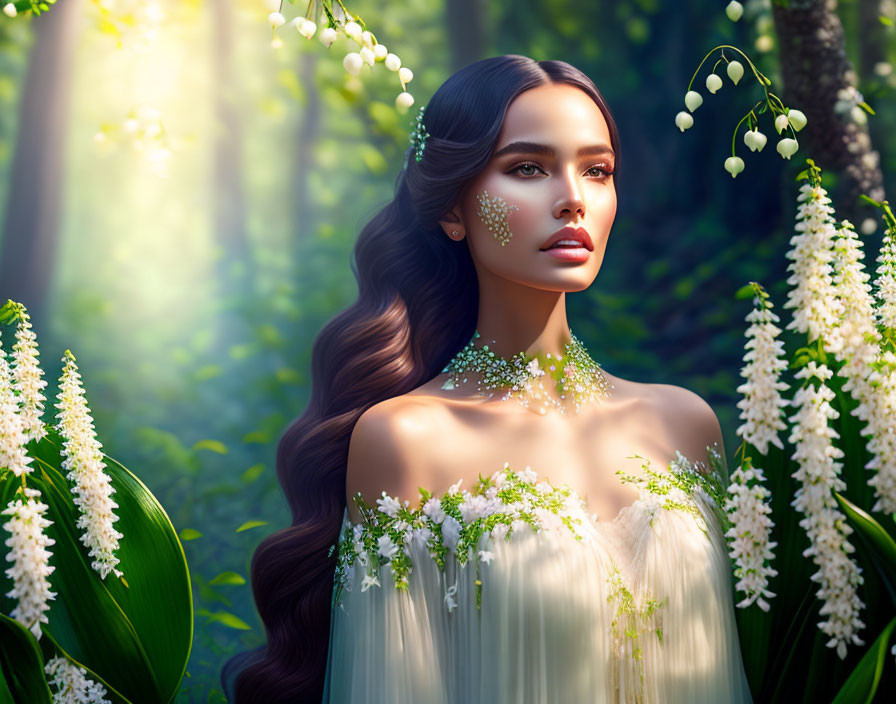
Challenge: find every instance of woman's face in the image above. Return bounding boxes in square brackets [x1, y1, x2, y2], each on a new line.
[440, 83, 617, 292]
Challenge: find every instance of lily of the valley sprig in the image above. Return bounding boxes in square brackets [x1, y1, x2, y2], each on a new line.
[264, 0, 417, 113]
[2, 0, 57, 18]
[676, 43, 807, 177]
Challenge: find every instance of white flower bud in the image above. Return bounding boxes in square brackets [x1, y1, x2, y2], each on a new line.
[774, 113, 789, 134]
[674, 111, 694, 132]
[705, 73, 723, 94]
[343, 52, 363, 75]
[344, 20, 362, 40]
[373, 43, 388, 60]
[399, 66, 414, 85]
[787, 109, 807, 131]
[359, 46, 375, 67]
[361, 30, 374, 47]
[264, 0, 281, 11]
[385, 53, 402, 71]
[684, 90, 703, 112]
[396, 91, 414, 111]
[320, 27, 338, 48]
[776, 137, 798, 159]
[725, 1, 743, 22]
[268, 11, 285, 28]
[298, 19, 316, 39]
[724, 156, 745, 177]
[3, 3, 16, 17]
[744, 129, 767, 152]
[727, 60, 744, 85]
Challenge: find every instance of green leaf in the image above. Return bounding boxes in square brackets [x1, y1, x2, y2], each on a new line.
[5, 429, 193, 704]
[830, 615, 896, 704]
[879, 15, 893, 27]
[208, 571, 246, 586]
[235, 520, 268, 533]
[241, 431, 269, 444]
[858, 101, 876, 116]
[178, 528, 203, 541]
[240, 464, 265, 483]
[834, 492, 896, 589]
[204, 611, 252, 630]
[734, 284, 754, 300]
[0, 614, 52, 703]
[192, 439, 228, 454]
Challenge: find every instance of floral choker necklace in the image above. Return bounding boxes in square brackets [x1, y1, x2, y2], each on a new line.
[440, 330, 614, 415]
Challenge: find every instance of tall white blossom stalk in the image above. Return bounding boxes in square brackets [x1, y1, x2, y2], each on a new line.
[0, 329, 34, 478]
[44, 655, 111, 704]
[727, 287, 784, 610]
[54, 351, 124, 581]
[10, 309, 48, 445]
[828, 220, 896, 514]
[789, 362, 865, 659]
[872, 223, 896, 330]
[2, 486, 56, 639]
[784, 181, 845, 354]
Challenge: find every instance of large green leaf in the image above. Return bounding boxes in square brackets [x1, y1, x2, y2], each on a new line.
[831, 615, 896, 704]
[0, 429, 193, 703]
[835, 491, 896, 596]
[0, 613, 52, 703]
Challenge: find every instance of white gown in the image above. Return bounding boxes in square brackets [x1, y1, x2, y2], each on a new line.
[321, 447, 754, 703]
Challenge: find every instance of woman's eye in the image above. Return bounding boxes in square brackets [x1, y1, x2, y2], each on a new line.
[509, 162, 615, 179]
[509, 162, 542, 177]
[586, 165, 614, 179]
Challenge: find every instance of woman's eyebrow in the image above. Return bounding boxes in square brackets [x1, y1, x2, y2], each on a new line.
[492, 141, 615, 159]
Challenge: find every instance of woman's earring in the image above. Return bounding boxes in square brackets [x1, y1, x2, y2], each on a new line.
[450, 230, 463, 240]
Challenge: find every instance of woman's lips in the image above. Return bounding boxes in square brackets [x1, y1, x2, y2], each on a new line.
[541, 246, 590, 262]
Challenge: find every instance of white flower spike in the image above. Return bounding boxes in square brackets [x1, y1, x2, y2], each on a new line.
[744, 129, 767, 152]
[675, 111, 694, 132]
[706, 73, 723, 94]
[726, 1, 744, 22]
[44, 656, 111, 704]
[727, 60, 744, 85]
[684, 90, 703, 112]
[777, 138, 798, 160]
[11, 311, 48, 445]
[725, 156, 745, 178]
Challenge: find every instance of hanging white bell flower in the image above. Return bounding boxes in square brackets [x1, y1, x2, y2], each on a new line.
[44, 655, 111, 704]
[385, 53, 401, 71]
[343, 52, 363, 76]
[396, 91, 414, 111]
[263, 0, 281, 11]
[267, 11, 285, 28]
[2, 487, 56, 640]
[706, 73, 723, 94]
[684, 90, 703, 112]
[675, 111, 694, 132]
[54, 352, 124, 581]
[343, 20, 362, 41]
[727, 60, 744, 85]
[360, 30, 374, 48]
[298, 19, 317, 39]
[319, 27, 338, 47]
[777, 137, 799, 159]
[359, 46, 375, 67]
[373, 43, 388, 61]
[726, 1, 744, 22]
[725, 156, 745, 178]
[744, 129, 767, 152]
[775, 113, 790, 134]
[10, 312, 48, 445]
[398, 66, 414, 85]
[2, 3, 16, 18]
[787, 109, 808, 131]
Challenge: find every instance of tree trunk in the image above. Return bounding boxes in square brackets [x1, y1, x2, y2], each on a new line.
[292, 50, 320, 270]
[445, 0, 488, 72]
[0, 0, 82, 333]
[771, 0, 885, 226]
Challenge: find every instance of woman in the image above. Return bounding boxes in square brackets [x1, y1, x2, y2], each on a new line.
[223, 54, 753, 703]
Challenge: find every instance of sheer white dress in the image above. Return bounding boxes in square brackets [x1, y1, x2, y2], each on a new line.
[321, 447, 753, 703]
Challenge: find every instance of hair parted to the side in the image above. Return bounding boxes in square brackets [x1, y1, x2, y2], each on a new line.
[221, 54, 620, 703]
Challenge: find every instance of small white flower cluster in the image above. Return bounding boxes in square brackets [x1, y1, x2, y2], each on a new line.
[784, 182, 845, 352]
[263, 0, 416, 112]
[44, 654, 111, 704]
[724, 464, 777, 611]
[0, 329, 35, 479]
[54, 352, 124, 581]
[789, 362, 865, 660]
[2, 487, 56, 640]
[675, 43, 806, 176]
[874, 222, 896, 331]
[10, 312, 48, 445]
[736, 294, 790, 455]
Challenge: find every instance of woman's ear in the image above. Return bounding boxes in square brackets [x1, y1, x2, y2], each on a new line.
[438, 206, 465, 241]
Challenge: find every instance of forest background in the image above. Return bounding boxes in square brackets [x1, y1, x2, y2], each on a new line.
[0, 0, 894, 701]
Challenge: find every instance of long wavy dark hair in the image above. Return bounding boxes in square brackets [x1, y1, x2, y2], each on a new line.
[221, 54, 621, 703]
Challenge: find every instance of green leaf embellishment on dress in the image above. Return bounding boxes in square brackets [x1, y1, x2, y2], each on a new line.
[333, 464, 589, 610]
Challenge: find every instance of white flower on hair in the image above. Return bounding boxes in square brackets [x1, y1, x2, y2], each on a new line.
[10, 313, 48, 444]
[784, 182, 845, 353]
[789, 363, 865, 659]
[736, 294, 790, 455]
[44, 655, 111, 704]
[0, 332, 34, 479]
[2, 487, 56, 640]
[54, 352, 124, 580]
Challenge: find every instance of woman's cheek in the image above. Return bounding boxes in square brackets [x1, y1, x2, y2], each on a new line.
[474, 189, 520, 247]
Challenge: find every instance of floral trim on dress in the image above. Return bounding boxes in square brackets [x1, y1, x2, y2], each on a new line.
[330, 445, 728, 611]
